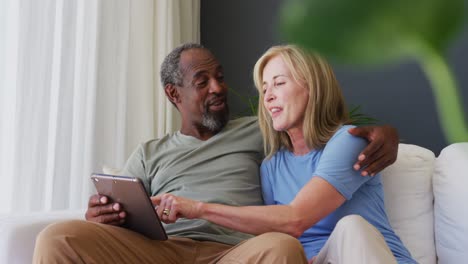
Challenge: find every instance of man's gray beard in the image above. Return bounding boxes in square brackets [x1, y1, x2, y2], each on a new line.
[202, 108, 229, 133]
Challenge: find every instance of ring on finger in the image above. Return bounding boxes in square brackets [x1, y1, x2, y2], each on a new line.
[163, 208, 170, 216]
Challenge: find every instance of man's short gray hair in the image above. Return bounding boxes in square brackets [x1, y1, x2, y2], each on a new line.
[160, 43, 205, 87]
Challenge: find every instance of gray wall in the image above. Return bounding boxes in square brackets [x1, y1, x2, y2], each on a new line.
[201, 0, 468, 155]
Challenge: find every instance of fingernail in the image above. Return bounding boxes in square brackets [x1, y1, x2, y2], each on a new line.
[100, 196, 107, 204]
[354, 164, 360, 170]
[359, 154, 366, 161]
[361, 171, 368, 176]
[371, 173, 375, 177]
[113, 203, 120, 211]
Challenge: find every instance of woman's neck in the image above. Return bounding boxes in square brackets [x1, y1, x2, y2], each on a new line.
[287, 128, 310, 156]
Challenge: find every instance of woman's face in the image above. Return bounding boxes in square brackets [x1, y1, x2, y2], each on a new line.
[262, 55, 309, 133]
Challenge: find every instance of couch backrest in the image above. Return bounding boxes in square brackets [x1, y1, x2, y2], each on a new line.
[381, 143, 436, 264]
[433, 143, 468, 264]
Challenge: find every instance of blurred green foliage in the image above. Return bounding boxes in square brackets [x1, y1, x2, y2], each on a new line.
[280, 0, 468, 143]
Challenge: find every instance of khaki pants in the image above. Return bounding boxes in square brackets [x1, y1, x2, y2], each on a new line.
[314, 215, 398, 264]
[33, 220, 307, 264]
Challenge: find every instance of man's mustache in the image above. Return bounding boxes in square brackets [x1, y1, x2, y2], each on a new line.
[206, 95, 227, 107]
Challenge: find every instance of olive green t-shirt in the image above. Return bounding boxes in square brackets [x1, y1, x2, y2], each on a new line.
[121, 116, 264, 245]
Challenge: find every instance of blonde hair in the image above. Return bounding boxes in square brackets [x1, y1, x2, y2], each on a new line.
[253, 44, 350, 158]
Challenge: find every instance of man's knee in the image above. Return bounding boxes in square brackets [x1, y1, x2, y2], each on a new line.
[36, 220, 89, 247]
[254, 232, 304, 256]
[34, 220, 95, 262]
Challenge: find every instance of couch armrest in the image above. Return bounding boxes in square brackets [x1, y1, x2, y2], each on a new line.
[0, 210, 85, 264]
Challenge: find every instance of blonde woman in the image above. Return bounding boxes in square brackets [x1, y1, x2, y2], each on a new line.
[154, 45, 415, 264]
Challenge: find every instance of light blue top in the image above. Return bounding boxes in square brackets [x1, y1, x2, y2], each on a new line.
[260, 125, 415, 263]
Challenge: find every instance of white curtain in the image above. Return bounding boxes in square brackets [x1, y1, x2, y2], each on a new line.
[0, 0, 200, 213]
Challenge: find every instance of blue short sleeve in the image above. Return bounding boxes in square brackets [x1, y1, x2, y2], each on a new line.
[314, 126, 372, 200]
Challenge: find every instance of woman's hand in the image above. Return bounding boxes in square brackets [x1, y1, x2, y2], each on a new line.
[151, 194, 202, 224]
[348, 125, 399, 176]
[308, 256, 316, 264]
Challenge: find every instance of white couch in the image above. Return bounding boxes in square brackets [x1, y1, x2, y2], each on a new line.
[1, 143, 467, 264]
[381, 143, 468, 264]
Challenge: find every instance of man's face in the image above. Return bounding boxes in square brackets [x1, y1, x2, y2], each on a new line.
[177, 48, 229, 133]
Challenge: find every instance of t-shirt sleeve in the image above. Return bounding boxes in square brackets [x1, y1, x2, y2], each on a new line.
[314, 127, 372, 200]
[260, 162, 275, 205]
[121, 144, 151, 194]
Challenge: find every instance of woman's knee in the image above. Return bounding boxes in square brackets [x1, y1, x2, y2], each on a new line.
[334, 214, 384, 244]
[335, 214, 368, 231]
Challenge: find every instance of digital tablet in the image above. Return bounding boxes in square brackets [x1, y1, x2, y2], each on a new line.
[91, 173, 168, 240]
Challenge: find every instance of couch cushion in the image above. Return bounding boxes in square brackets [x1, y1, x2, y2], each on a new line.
[381, 143, 436, 264]
[434, 143, 468, 264]
[0, 210, 85, 264]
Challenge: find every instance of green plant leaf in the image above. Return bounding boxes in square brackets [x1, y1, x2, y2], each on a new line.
[280, 0, 465, 65]
[349, 105, 378, 125]
[279, 0, 468, 143]
[228, 87, 258, 117]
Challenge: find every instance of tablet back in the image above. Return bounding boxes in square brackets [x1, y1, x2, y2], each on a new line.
[91, 174, 168, 240]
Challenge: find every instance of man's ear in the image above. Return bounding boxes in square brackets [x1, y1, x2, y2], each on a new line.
[164, 84, 180, 105]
